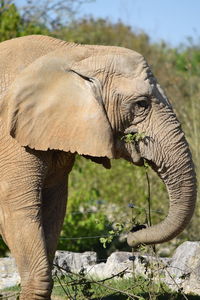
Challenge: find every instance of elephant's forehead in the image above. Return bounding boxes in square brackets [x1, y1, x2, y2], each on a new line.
[113, 75, 153, 98]
[74, 48, 150, 79]
[103, 52, 149, 77]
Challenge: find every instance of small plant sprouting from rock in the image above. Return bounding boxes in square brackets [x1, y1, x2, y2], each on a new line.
[122, 132, 146, 143]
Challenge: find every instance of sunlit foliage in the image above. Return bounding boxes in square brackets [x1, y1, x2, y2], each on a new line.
[0, 0, 199, 256]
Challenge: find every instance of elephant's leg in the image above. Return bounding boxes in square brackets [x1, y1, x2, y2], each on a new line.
[5, 212, 52, 300]
[42, 177, 68, 267]
[0, 148, 52, 299]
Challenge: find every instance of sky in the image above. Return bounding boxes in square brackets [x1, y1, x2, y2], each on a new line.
[16, 0, 200, 47]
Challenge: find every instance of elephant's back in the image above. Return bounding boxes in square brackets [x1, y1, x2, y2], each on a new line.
[0, 35, 68, 100]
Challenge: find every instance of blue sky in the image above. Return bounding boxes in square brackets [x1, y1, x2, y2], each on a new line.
[16, 0, 200, 47]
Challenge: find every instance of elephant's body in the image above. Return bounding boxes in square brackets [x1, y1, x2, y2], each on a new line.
[0, 35, 196, 300]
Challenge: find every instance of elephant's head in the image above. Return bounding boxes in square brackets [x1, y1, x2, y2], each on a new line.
[1, 45, 196, 247]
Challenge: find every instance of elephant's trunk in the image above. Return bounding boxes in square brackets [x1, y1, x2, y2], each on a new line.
[127, 104, 197, 247]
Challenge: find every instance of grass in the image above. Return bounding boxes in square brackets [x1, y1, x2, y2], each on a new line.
[1, 276, 200, 300]
[52, 274, 200, 300]
[0, 285, 20, 300]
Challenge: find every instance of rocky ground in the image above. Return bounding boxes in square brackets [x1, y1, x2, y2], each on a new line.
[1, 241, 200, 296]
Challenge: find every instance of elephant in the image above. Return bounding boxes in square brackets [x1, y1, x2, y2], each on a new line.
[0, 35, 196, 300]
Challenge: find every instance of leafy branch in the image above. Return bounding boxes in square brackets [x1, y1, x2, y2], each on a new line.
[122, 132, 146, 143]
[54, 264, 141, 300]
[100, 222, 125, 248]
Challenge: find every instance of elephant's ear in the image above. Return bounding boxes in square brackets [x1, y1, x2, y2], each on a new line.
[2, 54, 114, 158]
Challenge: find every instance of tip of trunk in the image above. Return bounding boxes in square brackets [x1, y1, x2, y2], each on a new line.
[127, 170, 196, 247]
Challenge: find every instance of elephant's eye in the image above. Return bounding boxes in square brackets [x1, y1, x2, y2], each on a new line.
[121, 96, 150, 126]
[136, 99, 149, 109]
[134, 98, 149, 116]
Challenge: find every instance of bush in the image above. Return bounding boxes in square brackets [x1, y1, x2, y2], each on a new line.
[58, 188, 113, 258]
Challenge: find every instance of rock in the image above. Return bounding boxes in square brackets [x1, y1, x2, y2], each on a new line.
[87, 251, 171, 280]
[0, 257, 20, 290]
[165, 241, 200, 295]
[53, 251, 97, 275]
[53, 251, 136, 279]
[88, 252, 133, 278]
[52, 249, 172, 283]
[0, 243, 200, 296]
[103, 251, 133, 277]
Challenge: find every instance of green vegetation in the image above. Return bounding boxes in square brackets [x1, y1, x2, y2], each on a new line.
[0, 0, 49, 42]
[0, 0, 200, 260]
[58, 189, 113, 257]
[51, 275, 180, 300]
[2, 275, 200, 299]
[122, 132, 147, 143]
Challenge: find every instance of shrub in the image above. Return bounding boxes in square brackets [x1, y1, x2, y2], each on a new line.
[58, 189, 112, 258]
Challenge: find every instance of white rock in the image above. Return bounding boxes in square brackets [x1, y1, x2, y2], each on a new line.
[0, 257, 20, 290]
[53, 250, 97, 275]
[165, 241, 200, 295]
[88, 252, 133, 279]
[86, 262, 107, 278]
[86, 251, 170, 280]
[0, 243, 200, 296]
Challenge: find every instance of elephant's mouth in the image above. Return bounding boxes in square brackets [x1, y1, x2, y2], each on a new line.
[131, 155, 145, 166]
[123, 146, 144, 166]
[115, 135, 144, 166]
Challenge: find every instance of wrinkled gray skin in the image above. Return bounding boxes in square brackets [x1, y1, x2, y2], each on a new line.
[0, 36, 196, 300]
